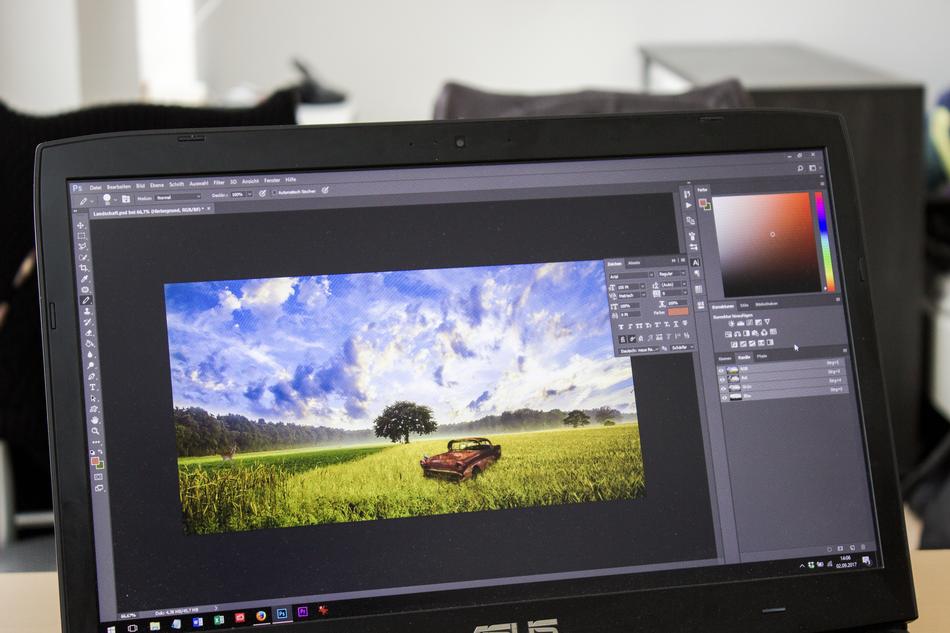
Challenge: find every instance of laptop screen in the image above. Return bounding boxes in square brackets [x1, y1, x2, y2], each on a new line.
[66, 149, 878, 632]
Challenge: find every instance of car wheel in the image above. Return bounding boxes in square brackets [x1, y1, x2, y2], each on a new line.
[471, 467, 481, 481]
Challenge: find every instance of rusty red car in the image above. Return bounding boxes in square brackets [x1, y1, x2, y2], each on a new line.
[420, 437, 501, 481]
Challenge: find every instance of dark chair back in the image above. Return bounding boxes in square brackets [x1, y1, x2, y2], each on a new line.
[433, 79, 752, 120]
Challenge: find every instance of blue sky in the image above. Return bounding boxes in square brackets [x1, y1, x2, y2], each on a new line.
[164, 261, 636, 429]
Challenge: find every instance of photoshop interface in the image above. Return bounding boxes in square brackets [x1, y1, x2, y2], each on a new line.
[67, 150, 878, 632]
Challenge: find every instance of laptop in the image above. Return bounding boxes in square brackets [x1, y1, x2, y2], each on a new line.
[35, 111, 916, 633]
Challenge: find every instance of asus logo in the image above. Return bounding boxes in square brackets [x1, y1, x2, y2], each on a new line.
[473, 619, 558, 633]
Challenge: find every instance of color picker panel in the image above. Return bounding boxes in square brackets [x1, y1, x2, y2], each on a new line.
[713, 192, 822, 298]
[815, 192, 836, 292]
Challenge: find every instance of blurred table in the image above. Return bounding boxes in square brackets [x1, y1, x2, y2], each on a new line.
[0, 550, 947, 632]
[910, 549, 950, 631]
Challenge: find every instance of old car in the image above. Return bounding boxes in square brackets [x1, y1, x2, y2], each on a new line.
[420, 437, 501, 481]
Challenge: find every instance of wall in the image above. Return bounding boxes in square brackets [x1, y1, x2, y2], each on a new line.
[76, 0, 140, 106]
[135, 0, 206, 103]
[0, 0, 81, 113]
[0, 0, 139, 113]
[196, 0, 950, 122]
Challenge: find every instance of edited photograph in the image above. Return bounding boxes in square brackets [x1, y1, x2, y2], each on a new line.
[165, 261, 645, 535]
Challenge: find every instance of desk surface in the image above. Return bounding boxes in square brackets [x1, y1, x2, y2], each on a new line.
[638, 42, 913, 89]
[1, 550, 946, 632]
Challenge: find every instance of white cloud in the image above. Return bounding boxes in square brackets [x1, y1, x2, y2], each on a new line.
[296, 276, 331, 309]
[218, 288, 241, 312]
[534, 261, 572, 284]
[240, 277, 297, 311]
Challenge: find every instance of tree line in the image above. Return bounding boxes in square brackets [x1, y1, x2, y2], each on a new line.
[174, 407, 373, 457]
[439, 405, 624, 436]
[175, 404, 630, 457]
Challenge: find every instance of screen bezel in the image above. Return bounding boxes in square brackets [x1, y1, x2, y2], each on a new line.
[35, 111, 916, 633]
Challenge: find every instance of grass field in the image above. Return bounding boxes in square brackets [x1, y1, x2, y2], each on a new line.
[178, 424, 644, 535]
[179, 445, 387, 474]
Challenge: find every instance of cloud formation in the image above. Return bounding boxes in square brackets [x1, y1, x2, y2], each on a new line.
[164, 261, 635, 429]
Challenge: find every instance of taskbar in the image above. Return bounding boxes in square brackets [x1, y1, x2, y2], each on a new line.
[791, 550, 878, 573]
[101, 552, 878, 632]
[104, 603, 319, 632]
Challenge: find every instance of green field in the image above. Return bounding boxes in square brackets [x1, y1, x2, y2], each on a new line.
[178, 424, 644, 535]
[179, 445, 387, 474]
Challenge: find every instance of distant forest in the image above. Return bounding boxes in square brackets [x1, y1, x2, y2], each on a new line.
[435, 407, 629, 436]
[174, 405, 634, 457]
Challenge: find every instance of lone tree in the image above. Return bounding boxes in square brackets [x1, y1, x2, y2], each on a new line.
[563, 409, 591, 428]
[592, 406, 621, 423]
[374, 401, 438, 444]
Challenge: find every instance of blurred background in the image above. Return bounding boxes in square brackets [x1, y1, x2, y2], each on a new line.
[2, 0, 949, 117]
[3, 0, 950, 572]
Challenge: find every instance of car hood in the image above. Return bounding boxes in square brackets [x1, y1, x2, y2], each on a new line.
[426, 450, 478, 465]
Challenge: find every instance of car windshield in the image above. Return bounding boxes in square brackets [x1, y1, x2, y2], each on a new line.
[449, 440, 487, 451]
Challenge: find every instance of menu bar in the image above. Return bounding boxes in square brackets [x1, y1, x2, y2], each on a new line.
[69, 150, 827, 218]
